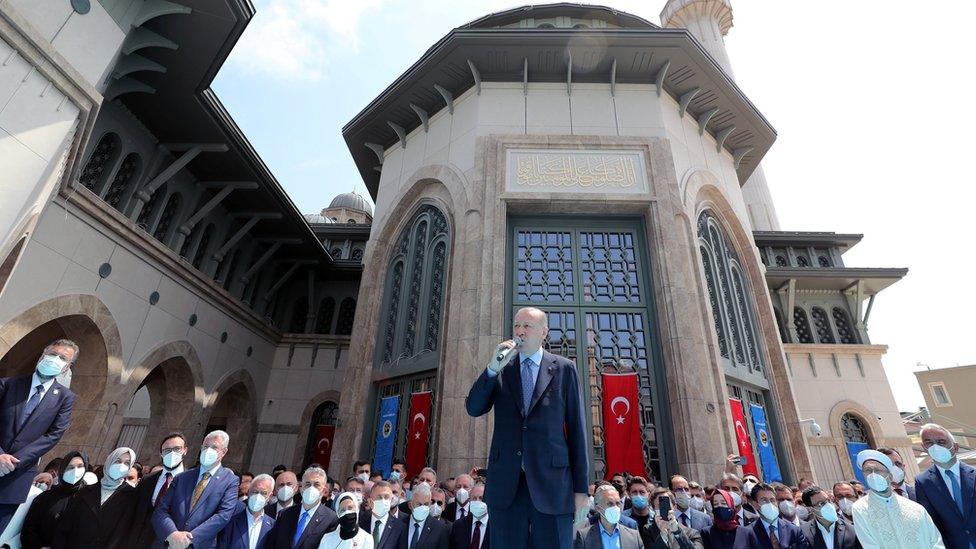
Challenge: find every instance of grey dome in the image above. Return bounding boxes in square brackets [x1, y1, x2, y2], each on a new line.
[303, 213, 335, 224]
[328, 191, 372, 215]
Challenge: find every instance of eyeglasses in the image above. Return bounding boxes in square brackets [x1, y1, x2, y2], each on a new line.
[44, 351, 72, 362]
[161, 447, 184, 455]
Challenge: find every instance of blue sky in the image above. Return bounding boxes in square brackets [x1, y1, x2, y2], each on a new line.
[213, 1, 976, 413]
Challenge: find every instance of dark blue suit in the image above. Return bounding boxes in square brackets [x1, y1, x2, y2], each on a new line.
[915, 462, 976, 549]
[216, 502, 275, 549]
[0, 374, 75, 530]
[466, 350, 588, 548]
[151, 465, 240, 549]
[733, 517, 811, 548]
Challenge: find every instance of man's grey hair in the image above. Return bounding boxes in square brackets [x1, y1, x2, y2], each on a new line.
[411, 482, 432, 500]
[420, 467, 437, 480]
[516, 307, 548, 326]
[456, 473, 473, 485]
[251, 473, 275, 491]
[204, 430, 230, 449]
[920, 423, 957, 443]
[594, 484, 618, 506]
[303, 466, 327, 482]
[432, 487, 446, 497]
[720, 473, 742, 485]
[46, 339, 80, 364]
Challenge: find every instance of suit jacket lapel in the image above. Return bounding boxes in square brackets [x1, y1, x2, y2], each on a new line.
[526, 353, 555, 415]
[962, 463, 976, 518]
[418, 520, 434, 545]
[502, 356, 525, 418]
[298, 506, 322, 546]
[237, 513, 249, 548]
[12, 376, 30, 433]
[25, 381, 61, 429]
[929, 466, 964, 518]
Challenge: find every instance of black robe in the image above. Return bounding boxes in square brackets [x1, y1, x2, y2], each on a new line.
[51, 482, 138, 549]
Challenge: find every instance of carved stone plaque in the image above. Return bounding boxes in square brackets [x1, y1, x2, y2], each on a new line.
[505, 149, 648, 194]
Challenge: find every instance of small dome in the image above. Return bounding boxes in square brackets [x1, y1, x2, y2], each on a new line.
[303, 213, 335, 224]
[328, 191, 373, 215]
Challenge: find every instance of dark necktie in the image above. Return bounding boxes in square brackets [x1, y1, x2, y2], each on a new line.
[521, 358, 535, 414]
[946, 469, 964, 513]
[19, 384, 43, 428]
[411, 522, 421, 548]
[155, 473, 172, 507]
[680, 512, 688, 527]
[373, 519, 382, 546]
[460, 507, 466, 520]
[768, 524, 780, 549]
[470, 520, 482, 549]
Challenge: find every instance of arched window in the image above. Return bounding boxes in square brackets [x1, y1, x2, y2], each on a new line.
[696, 211, 765, 377]
[810, 307, 835, 344]
[378, 204, 449, 366]
[833, 307, 858, 344]
[773, 308, 788, 343]
[841, 413, 871, 444]
[335, 297, 356, 335]
[303, 401, 339, 469]
[221, 249, 241, 290]
[136, 183, 166, 231]
[315, 297, 336, 334]
[793, 307, 813, 344]
[289, 298, 309, 332]
[192, 224, 215, 269]
[79, 133, 121, 192]
[103, 153, 141, 211]
[153, 193, 181, 243]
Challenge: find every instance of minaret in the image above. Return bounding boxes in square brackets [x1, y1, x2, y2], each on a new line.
[661, 0, 781, 231]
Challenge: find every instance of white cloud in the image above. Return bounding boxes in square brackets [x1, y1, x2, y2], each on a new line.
[227, 0, 384, 81]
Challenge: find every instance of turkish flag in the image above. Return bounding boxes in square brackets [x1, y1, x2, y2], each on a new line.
[729, 398, 759, 478]
[601, 373, 647, 479]
[311, 426, 335, 471]
[405, 391, 432, 478]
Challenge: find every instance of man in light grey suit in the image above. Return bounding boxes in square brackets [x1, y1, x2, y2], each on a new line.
[575, 484, 644, 548]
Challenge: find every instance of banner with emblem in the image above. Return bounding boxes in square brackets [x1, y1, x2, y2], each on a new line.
[405, 391, 432, 478]
[310, 425, 335, 471]
[600, 372, 647, 479]
[729, 398, 760, 478]
[748, 403, 782, 482]
[373, 395, 399, 478]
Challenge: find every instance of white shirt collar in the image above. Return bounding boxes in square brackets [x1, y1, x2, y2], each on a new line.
[937, 460, 961, 477]
[472, 514, 489, 527]
[302, 502, 320, 517]
[518, 348, 544, 367]
[30, 373, 56, 394]
[247, 510, 264, 525]
[163, 463, 184, 476]
[817, 519, 835, 536]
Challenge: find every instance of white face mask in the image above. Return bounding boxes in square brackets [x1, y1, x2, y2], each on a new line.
[302, 486, 321, 506]
[430, 503, 443, 517]
[357, 473, 369, 483]
[82, 472, 98, 485]
[199, 447, 219, 468]
[743, 481, 756, 496]
[107, 462, 130, 481]
[675, 492, 691, 509]
[890, 466, 906, 485]
[63, 466, 85, 485]
[469, 500, 488, 518]
[866, 472, 890, 493]
[372, 499, 391, 517]
[248, 494, 267, 513]
[412, 505, 430, 522]
[602, 505, 621, 525]
[162, 451, 182, 469]
[455, 488, 469, 505]
[929, 444, 954, 465]
[838, 497, 854, 516]
[759, 502, 779, 523]
[690, 496, 705, 511]
[353, 492, 363, 505]
[277, 485, 295, 503]
[778, 500, 796, 518]
[730, 492, 742, 507]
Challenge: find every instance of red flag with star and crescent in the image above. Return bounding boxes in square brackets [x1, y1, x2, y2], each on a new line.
[729, 398, 759, 478]
[311, 425, 335, 471]
[601, 373, 647, 479]
[405, 391, 432, 478]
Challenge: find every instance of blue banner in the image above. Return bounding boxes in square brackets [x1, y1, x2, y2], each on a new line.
[846, 442, 869, 484]
[373, 396, 400, 478]
[749, 404, 783, 483]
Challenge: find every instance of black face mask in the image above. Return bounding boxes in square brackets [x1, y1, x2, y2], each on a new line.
[713, 506, 735, 521]
[339, 512, 359, 539]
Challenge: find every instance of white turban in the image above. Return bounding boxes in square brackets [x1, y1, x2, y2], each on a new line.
[856, 449, 893, 472]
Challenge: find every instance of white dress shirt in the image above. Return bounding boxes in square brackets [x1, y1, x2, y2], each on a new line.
[454, 502, 469, 521]
[407, 518, 427, 549]
[153, 464, 184, 505]
[816, 520, 836, 549]
[246, 511, 264, 549]
[26, 373, 56, 404]
[371, 511, 389, 541]
[471, 515, 489, 548]
[936, 460, 962, 498]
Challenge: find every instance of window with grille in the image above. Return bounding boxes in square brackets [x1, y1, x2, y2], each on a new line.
[793, 308, 813, 344]
[289, 298, 309, 332]
[103, 153, 141, 211]
[930, 383, 952, 407]
[810, 307, 835, 344]
[192, 224, 215, 269]
[153, 193, 182, 243]
[79, 133, 121, 192]
[335, 298, 356, 335]
[316, 297, 336, 334]
[136, 183, 166, 230]
[832, 307, 858, 344]
[841, 413, 871, 444]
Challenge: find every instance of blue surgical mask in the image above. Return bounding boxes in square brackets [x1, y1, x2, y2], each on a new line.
[818, 502, 838, 523]
[389, 471, 401, 481]
[603, 505, 621, 524]
[631, 495, 649, 510]
[63, 466, 85, 485]
[107, 462, 130, 481]
[760, 502, 779, 523]
[248, 494, 267, 513]
[929, 444, 954, 465]
[199, 447, 219, 468]
[866, 472, 890, 493]
[36, 354, 66, 378]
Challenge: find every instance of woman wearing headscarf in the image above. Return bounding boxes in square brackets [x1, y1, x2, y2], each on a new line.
[317, 491, 372, 549]
[21, 451, 91, 549]
[701, 489, 746, 549]
[51, 447, 139, 549]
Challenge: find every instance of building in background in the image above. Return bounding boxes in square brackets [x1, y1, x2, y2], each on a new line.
[913, 365, 976, 463]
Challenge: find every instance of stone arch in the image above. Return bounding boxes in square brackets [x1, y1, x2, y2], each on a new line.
[203, 369, 258, 472]
[120, 341, 206, 464]
[0, 212, 40, 299]
[827, 400, 883, 443]
[293, 389, 342, 469]
[0, 294, 123, 462]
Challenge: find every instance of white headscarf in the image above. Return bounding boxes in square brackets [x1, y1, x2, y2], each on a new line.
[332, 491, 360, 517]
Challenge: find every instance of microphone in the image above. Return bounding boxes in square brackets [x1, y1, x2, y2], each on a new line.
[495, 337, 523, 362]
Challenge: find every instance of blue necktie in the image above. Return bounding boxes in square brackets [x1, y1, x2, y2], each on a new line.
[293, 510, 310, 547]
[19, 385, 43, 429]
[521, 358, 535, 415]
[946, 469, 964, 513]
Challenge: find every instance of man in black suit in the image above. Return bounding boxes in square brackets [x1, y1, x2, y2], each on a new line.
[399, 483, 450, 549]
[733, 483, 811, 549]
[129, 432, 189, 547]
[0, 339, 77, 532]
[266, 466, 338, 549]
[799, 485, 860, 549]
[444, 474, 474, 523]
[264, 470, 299, 519]
[360, 480, 406, 549]
[449, 483, 489, 549]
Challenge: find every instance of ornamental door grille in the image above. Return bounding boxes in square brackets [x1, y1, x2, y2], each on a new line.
[368, 373, 437, 468]
[508, 217, 670, 481]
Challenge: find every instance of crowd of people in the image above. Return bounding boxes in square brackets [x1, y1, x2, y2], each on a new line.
[2, 341, 975, 549]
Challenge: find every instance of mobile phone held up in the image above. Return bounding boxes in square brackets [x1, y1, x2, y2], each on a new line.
[658, 495, 671, 521]
[731, 455, 748, 466]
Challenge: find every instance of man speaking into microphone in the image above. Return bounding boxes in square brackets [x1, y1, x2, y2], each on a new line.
[466, 306, 589, 548]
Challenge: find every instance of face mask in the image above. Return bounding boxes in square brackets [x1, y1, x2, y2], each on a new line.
[759, 502, 779, 523]
[389, 471, 401, 481]
[631, 495, 648, 510]
[34, 482, 49, 491]
[455, 488, 469, 504]
[743, 481, 756, 496]
[838, 497, 853, 516]
[372, 499, 391, 517]
[690, 496, 705, 511]
[675, 492, 691, 509]
[795, 505, 810, 521]
[603, 505, 621, 525]
[412, 505, 430, 522]
[107, 462, 129, 481]
[63, 466, 85, 485]
[469, 500, 488, 518]
[357, 473, 369, 483]
[404, 489, 413, 501]
[818, 502, 838, 523]
[36, 354, 66, 378]
[430, 503, 443, 517]
[778, 500, 796, 518]
[448, 497, 455, 504]
[714, 506, 734, 521]
[890, 466, 905, 484]
[338, 510, 359, 539]
[353, 492, 363, 505]
[162, 451, 182, 469]
[199, 447, 219, 468]
[277, 485, 295, 503]
[82, 472, 98, 485]
[302, 486, 321, 506]
[866, 472, 890, 493]
[248, 494, 267, 513]
[730, 492, 742, 507]
[929, 444, 954, 465]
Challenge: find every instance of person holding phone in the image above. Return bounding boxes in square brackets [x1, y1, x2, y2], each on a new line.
[640, 488, 704, 548]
